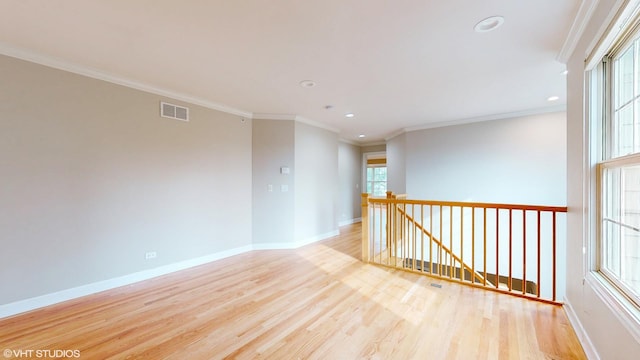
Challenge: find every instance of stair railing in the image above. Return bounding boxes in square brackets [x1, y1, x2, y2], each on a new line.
[361, 192, 568, 304]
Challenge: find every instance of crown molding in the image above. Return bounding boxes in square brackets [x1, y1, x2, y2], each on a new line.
[339, 138, 360, 145]
[0, 42, 253, 118]
[359, 140, 387, 147]
[294, 115, 340, 133]
[252, 113, 297, 121]
[403, 105, 567, 133]
[252, 113, 340, 133]
[557, 0, 600, 63]
[384, 128, 407, 142]
[0, 42, 568, 140]
[339, 138, 386, 146]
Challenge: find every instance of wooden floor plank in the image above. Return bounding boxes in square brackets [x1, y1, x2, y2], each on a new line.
[0, 223, 586, 359]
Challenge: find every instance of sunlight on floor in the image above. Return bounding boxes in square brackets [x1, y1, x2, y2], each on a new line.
[298, 244, 443, 326]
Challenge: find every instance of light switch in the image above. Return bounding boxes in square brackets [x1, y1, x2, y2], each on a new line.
[280, 167, 290, 175]
[281, 184, 289, 192]
[268, 184, 273, 192]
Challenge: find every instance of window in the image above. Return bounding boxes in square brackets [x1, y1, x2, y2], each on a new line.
[596, 21, 640, 308]
[366, 166, 387, 196]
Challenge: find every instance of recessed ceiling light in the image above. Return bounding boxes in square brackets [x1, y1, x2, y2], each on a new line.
[345, 113, 355, 118]
[474, 16, 505, 33]
[562, 70, 569, 75]
[299, 80, 316, 88]
[547, 96, 560, 102]
[358, 134, 366, 138]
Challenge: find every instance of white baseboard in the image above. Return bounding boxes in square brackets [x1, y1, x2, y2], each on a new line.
[564, 297, 600, 360]
[252, 230, 340, 250]
[0, 244, 253, 319]
[339, 217, 362, 226]
[0, 229, 343, 319]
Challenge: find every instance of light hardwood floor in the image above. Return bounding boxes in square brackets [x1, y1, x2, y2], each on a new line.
[0, 224, 585, 359]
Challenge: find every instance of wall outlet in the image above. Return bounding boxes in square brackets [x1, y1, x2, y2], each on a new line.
[145, 251, 157, 260]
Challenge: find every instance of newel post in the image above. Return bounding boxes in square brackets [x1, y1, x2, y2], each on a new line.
[361, 193, 370, 263]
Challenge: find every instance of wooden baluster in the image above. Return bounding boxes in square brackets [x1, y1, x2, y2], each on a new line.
[361, 193, 369, 263]
[369, 203, 382, 263]
[537, 211, 541, 298]
[386, 191, 392, 265]
[509, 209, 513, 292]
[496, 208, 499, 289]
[449, 206, 453, 279]
[430, 205, 434, 275]
[553, 211, 557, 302]
[523, 209, 527, 296]
[421, 204, 425, 273]
[483, 208, 487, 286]
[413, 204, 417, 271]
[460, 206, 464, 282]
[440, 205, 443, 277]
[472, 207, 476, 283]
[374, 204, 384, 264]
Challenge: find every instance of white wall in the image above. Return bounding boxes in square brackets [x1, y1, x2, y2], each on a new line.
[294, 123, 339, 242]
[0, 55, 252, 305]
[405, 112, 566, 205]
[338, 141, 362, 225]
[252, 120, 295, 245]
[566, 0, 640, 358]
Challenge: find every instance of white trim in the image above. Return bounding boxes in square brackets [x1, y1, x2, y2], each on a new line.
[294, 116, 340, 133]
[339, 138, 360, 146]
[586, 272, 640, 343]
[564, 296, 601, 360]
[384, 128, 406, 141]
[340, 137, 386, 147]
[0, 228, 342, 319]
[0, 42, 253, 119]
[252, 113, 298, 121]
[585, 0, 640, 70]
[0, 244, 253, 319]
[362, 150, 387, 196]
[558, 0, 601, 63]
[403, 106, 567, 133]
[339, 217, 362, 227]
[252, 113, 340, 134]
[252, 230, 340, 250]
[359, 140, 386, 147]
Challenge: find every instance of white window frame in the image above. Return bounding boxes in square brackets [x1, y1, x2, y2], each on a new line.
[585, 0, 640, 342]
[362, 151, 387, 196]
[366, 165, 387, 197]
[597, 156, 640, 307]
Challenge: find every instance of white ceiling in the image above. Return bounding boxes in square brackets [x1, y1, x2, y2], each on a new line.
[0, 0, 581, 143]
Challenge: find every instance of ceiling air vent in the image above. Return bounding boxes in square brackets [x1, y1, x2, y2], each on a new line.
[160, 102, 189, 122]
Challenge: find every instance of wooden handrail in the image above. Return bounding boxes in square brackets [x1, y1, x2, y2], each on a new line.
[361, 192, 567, 305]
[396, 206, 490, 286]
[368, 198, 567, 213]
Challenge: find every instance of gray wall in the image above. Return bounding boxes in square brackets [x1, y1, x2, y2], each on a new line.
[566, 0, 640, 358]
[338, 141, 362, 224]
[405, 112, 566, 205]
[0, 55, 252, 304]
[294, 123, 339, 241]
[386, 133, 407, 194]
[252, 120, 295, 245]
